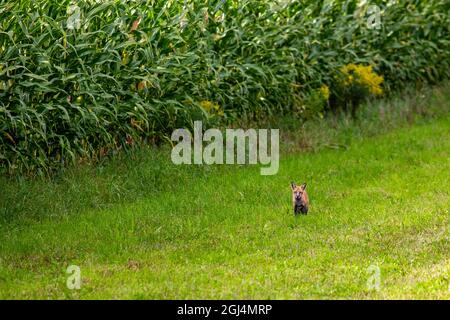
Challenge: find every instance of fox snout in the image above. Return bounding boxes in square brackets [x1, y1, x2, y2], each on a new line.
[294, 193, 304, 205]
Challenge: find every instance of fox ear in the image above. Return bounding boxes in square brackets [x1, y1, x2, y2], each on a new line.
[300, 183, 307, 190]
[290, 182, 297, 190]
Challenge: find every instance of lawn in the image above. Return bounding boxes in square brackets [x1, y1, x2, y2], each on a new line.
[1, 0, 449, 301]
[0, 110, 448, 299]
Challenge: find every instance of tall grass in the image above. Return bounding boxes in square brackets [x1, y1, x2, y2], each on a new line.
[0, 0, 449, 174]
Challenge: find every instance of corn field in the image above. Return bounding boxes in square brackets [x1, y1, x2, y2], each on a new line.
[0, 0, 449, 174]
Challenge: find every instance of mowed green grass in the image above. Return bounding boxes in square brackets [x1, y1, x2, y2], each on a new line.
[0, 116, 449, 299]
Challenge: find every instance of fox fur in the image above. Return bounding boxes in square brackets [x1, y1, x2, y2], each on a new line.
[291, 182, 309, 215]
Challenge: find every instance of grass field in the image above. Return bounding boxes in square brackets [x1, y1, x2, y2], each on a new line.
[0, 89, 449, 299]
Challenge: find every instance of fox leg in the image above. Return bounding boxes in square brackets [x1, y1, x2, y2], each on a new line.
[300, 204, 308, 214]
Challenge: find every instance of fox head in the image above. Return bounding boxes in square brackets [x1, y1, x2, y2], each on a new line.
[291, 182, 309, 214]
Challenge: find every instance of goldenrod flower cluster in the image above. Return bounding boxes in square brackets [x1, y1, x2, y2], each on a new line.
[340, 64, 384, 96]
[200, 100, 224, 117]
[319, 84, 330, 100]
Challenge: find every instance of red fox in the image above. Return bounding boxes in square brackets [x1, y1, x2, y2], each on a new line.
[291, 182, 309, 215]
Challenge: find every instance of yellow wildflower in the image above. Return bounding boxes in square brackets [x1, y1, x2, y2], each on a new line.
[199, 100, 223, 117]
[340, 63, 384, 96]
[319, 84, 330, 100]
[122, 51, 129, 65]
